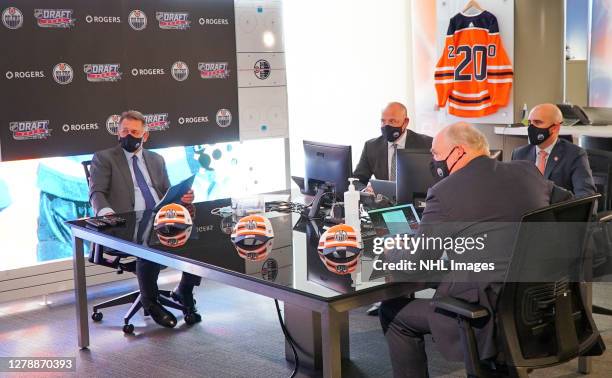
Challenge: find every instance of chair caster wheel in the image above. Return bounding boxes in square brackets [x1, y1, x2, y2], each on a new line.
[92, 312, 103, 322]
[123, 324, 135, 334]
[184, 312, 201, 325]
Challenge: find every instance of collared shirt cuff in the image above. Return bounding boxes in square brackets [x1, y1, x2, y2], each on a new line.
[97, 207, 115, 216]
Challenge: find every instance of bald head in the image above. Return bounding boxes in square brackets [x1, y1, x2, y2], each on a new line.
[528, 103, 563, 148]
[431, 122, 490, 175]
[380, 102, 409, 132]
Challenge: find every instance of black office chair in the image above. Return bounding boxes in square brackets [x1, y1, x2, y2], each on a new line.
[580, 136, 612, 152]
[81, 160, 187, 333]
[432, 195, 606, 377]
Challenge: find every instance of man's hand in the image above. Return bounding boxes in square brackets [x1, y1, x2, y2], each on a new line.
[362, 183, 374, 194]
[181, 189, 195, 204]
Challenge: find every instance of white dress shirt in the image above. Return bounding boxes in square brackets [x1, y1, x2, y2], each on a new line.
[388, 130, 408, 179]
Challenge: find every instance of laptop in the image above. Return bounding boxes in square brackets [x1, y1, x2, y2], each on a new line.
[367, 203, 421, 237]
[366, 204, 421, 281]
[370, 179, 397, 203]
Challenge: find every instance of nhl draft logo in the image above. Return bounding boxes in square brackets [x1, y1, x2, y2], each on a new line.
[34, 9, 76, 28]
[171, 61, 189, 81]
[156, 12, 190, 30]
[52, 63, 73, 85]
[10, 120, 51, 140]
[198, 62, 229, 79]
[2, 7, 23, 29]
[246, 220, 257, 231]
[106, 114, 121, 135]
[254, 59, 271, 80]
[165, 209, 177, 219]
[128, 10, 147, 31]
[216, 109, 232, 128]
[144, 113, 170, 131]
[84, 64, 122, 82]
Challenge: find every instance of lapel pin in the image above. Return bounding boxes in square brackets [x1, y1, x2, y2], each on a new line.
[554, 156, 559, 161]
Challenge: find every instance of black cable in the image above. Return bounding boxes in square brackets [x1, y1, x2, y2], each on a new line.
[274, 299, 299, 378]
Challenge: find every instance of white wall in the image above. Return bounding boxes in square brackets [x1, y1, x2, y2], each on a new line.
[283, 0, 415, 176]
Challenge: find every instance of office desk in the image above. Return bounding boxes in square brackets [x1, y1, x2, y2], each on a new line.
[68, 197, 420, 377]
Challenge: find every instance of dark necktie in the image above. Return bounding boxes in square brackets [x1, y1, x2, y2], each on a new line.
[390, 144, 398, 181]
[132, 155, 156, 210]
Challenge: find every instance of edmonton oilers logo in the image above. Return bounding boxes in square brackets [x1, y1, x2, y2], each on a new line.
[246, 220, 257, 230]
[171, 61, 189, 81]
[215, 109, 232, 127]
[128, 10, 147, 31]
[2, 7, 23, 29]
[334, 230, 348, 242]
[52, 63, 73, 85]
[253, 59, 271, 80]
[261, 258, 278, 282]
[106, 114, 121, 135]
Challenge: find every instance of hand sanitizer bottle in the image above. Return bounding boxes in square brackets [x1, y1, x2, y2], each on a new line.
[344, 178, 361, 243]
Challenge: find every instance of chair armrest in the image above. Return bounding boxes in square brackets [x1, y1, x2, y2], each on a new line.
[431, 297, 489, 320]
[597, 211, 612, 223]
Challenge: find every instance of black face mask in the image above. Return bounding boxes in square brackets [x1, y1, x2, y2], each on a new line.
[119, 134, 143, 153]
[432, 146, 465, 179]
[527, 123, 554, 145]
[381, 125, 403, 143]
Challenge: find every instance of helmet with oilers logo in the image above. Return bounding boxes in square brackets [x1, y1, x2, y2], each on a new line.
[317, 224, 361, 275]
[231, 215, 274, 261]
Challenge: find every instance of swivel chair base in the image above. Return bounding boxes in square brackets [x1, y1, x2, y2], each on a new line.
[91, 289, 187, 333]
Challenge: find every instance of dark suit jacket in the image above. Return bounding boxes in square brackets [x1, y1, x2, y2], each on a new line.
[387, 156, 554, 361]
[511, 138, 596, 198]
[353, 130, 433, 184]
[89, 145, 170, 214]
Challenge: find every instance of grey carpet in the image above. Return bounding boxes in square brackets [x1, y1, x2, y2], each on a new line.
[1, 278, 612, 377]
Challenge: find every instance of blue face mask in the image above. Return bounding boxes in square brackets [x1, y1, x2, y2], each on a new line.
[119, 134, 142, 153]
[381, 125, 403, 142]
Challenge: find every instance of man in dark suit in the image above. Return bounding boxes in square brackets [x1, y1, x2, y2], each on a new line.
[511, 103, 596, 198]
[353, 102, 432, 188]
[89, 110, 202, 328]
[379, 122, 556, 377]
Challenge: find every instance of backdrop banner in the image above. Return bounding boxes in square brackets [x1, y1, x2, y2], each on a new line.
[0, 0, 239, 161]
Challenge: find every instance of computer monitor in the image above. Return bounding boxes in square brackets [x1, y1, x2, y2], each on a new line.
[396, 149, 438, 208]
[303, 140, 352, 197]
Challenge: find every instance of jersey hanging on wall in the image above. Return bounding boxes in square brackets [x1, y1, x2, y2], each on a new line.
[434, 10, 513, 118]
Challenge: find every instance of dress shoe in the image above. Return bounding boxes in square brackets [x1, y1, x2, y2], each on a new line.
[366, 302, 381, 316]
[171, 290, 202, 324]
[145, 301, 177, 328]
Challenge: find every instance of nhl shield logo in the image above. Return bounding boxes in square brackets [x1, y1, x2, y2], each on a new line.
[254, 59, 271, 80]
[216, 109, 232, 128]
[52, 63, 73, 85]
[128, 10, 147, 31]
[2, 7, 23, 29]
[106, 114, 121, 135]
[171, 61, 189, 81]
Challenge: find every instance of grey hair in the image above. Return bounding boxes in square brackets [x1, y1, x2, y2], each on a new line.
[444, 122, 490, 156]
[120, 110, 147, 131]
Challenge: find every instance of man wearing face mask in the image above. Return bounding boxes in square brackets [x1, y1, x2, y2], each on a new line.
[379, 122, 559, 377]
[511, 103, 596, 198]
[353, 102, 433, 190]
[89, 110, 202, 328]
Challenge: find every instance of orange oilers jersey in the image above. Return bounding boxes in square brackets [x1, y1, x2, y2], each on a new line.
[435, 10, 513, 118]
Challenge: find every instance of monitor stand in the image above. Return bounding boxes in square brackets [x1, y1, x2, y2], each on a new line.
[308, 183, 334, 219]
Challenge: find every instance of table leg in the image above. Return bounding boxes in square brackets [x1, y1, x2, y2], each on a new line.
[578, 281, 593, 374]
[72, 235, 89, 349]
[321, 307, 349, 378]
[284, 303, 322, 370]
